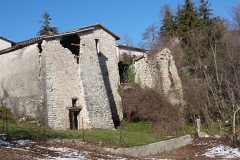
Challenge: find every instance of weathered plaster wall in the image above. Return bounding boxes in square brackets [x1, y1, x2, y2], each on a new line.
[42, 39, 82, 130]
[134, 48, 183, 105]
[0, 39, 12, 50]
[0, 44, 43, 118]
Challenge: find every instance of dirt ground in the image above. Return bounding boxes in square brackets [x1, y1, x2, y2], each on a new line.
[0, 136, 239, 159]
[149, 137, 239, 160]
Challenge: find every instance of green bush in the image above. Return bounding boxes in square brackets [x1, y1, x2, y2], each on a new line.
[122, 58, 133, 65]
[0, 106, 15, 122]
[117, 84, 124, 97]
[123, 66, 135, 82]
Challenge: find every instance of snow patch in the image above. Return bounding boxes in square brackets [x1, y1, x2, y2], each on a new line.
[203, 145, 240, 158]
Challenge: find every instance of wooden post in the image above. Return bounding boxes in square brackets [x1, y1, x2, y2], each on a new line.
[156, 126, 158, 141]
[1, 109, 3, 132]
[43, 114, 46, 138]
[119, 124, 121, 145]
[140, 122, 143, 144]
[82, 117, 84, 141]
[6, 112, 8, 136]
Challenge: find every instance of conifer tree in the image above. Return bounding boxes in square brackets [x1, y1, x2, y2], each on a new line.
[175, 0, 199, 65]
[159, 5, 176, 36]
[37, 12, 59, 36]
[193, 0, 214, 60]
[176, 0, 199, 38]
[198, 0, 213, 20]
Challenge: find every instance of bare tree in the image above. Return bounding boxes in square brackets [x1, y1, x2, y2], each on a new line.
[122, 32, 134, 46]
[228, 2, 240, 30]
[140, 23, 159, 52]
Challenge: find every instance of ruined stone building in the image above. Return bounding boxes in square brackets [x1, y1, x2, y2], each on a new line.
[0, 23, 123, 130]
[133, 48, 183, 105]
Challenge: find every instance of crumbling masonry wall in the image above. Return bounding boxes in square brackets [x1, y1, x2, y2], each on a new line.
[41, 39, 82, 129]
[134, 48, 183, 105]
[43, 27, 122, 129]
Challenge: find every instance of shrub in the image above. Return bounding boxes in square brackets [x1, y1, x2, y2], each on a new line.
[0, 106, 15, 121]
[123, 66, 135, 83]
[122, 83, 184, 133]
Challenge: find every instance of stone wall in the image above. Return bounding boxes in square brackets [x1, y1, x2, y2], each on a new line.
[42, 27, 122, 129]
[0, 44, 43, 118]
[77, 27, 122, 129]
[94, 27, 123, 123]
[134, 48, 183, 105]
[41, 39, 82, 129]
[115, 135, 192, 157]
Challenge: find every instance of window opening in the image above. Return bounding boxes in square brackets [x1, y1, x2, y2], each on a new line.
[72, 98, 77, 107]
[95, 39, 100, 54]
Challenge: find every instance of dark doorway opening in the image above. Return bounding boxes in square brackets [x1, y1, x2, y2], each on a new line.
[69, 98, 80, 130]
[69, 109, 80, 130]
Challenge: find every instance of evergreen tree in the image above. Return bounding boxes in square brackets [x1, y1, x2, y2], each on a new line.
[193, 0, 214, 61]
[176, 0, 199, 38]
[175, 0, 200, 65]
[198, 0, 213, 20]
[37, 12, 59, 36]
[159, 5, 176, 36]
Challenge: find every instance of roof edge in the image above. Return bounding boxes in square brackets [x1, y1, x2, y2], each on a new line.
[0, 36, 16, 44]
[116, 44, 148, 52]
[0, 23, 120, 54]
[95, 23, 120, 40]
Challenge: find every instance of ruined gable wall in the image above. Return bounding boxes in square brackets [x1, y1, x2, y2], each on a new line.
[133, 48, 183, 105]
[77, 29, 116, 129]
[43, 28, 123, 130]
[0, 44, 44, 118]
[42, 39, 82, 130]
[94, 26, 123, 123]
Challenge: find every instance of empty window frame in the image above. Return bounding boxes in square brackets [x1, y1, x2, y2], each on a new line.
[95, 39, 100, 54]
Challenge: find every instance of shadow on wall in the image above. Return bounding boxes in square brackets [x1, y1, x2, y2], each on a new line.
[97, 52, 120, 128]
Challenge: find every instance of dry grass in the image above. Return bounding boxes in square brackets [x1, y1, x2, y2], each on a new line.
[122, 83, 184, 132]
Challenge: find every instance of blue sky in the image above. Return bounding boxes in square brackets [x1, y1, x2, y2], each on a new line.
[0, 0, 237, 45]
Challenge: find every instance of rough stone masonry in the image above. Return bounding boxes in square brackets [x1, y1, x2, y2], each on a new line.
[133, 48, 183, 105]
[0, 24, 122, 130]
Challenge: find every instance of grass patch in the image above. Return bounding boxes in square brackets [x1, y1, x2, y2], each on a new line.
[0, 119, 196, 148]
